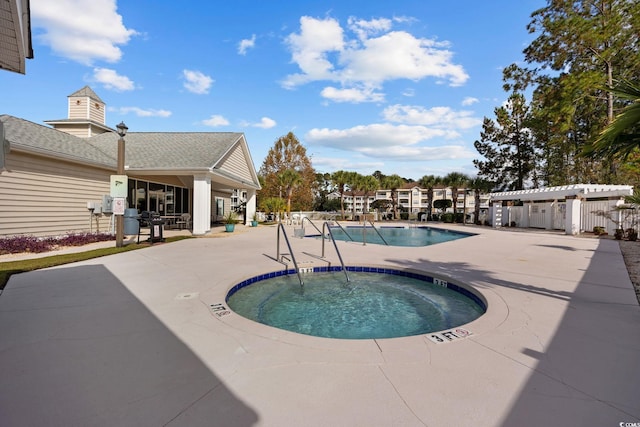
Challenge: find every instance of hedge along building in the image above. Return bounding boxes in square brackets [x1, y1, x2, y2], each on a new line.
[0, 86, 261, 237]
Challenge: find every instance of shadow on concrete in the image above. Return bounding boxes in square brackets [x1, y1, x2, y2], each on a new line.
[0, 265, 259, 426]
[386, 238, 640, 425]
[499, 238, 640, 425]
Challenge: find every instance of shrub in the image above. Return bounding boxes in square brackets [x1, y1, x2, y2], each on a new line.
[593, 226, 606, 236]
[0, 233, 114, 255]
[442, 213, 454, 223]
[400, 212, 409, 220]
[626, 228, 638, 241]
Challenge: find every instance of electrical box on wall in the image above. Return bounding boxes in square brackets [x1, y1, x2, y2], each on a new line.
[86, 201, 102, 214]
[102, 195, 113, 213]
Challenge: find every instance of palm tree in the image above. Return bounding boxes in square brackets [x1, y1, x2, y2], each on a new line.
[359, 175, 380, 220]
[419, 175, 440, 220]
[382, 174, 404, 219]
[468, 177, 494, 225]
[347, 172, 363, 220]
[279, 169, 302, 220]
[444, 172, 469, 221]
[584, 79, 640, 159]
[331, 170, 350, 220]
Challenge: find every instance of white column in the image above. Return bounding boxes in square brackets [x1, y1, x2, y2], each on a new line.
[192, 174, 211, 235]
[565, 196, 581, 235]
[245, 189, 257, 225]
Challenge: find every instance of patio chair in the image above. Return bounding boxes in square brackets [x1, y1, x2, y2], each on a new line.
[176, 213, 191, 230]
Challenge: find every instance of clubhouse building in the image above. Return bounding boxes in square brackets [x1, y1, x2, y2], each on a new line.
[0, 86, 261, 237]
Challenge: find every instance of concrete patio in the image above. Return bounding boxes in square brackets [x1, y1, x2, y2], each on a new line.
[0, 223, 638, 426]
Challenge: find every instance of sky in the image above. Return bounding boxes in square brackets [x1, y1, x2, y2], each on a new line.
[1, 0, 545, 181]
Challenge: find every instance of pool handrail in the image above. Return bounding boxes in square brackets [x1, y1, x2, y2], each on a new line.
[276, 222, 304, 287]
[331, 220, 355, 241]
[300, 216, 323, 236]
[362, 220, 389, 245]
[321, 221, 350, 282]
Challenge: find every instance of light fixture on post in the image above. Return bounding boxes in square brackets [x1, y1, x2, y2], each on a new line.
[115, 121, 128, 248]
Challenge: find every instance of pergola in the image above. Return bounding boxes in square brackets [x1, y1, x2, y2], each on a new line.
[489, 184, 634, 235]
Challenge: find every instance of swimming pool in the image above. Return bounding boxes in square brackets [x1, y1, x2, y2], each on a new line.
[226, 267, 486, 340]
[324, 225, 473, 247]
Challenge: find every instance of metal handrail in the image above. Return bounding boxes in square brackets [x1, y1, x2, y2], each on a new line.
[276, 223, 304, 286]
[321, 221, 350, 282]
[332, 220, 355, 241]
[363, 220, 389, 245]
[300, 216, 323, 236]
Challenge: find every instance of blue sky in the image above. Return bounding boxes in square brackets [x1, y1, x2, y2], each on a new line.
[1, 0, 544, 181]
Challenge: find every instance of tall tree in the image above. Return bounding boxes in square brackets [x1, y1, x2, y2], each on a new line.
[443, 172, 469, 215]
[381, 174, 405, 219]
[359, 175, 380, 217]
[516, 0, 640, 182]
[331, 170, 351, 219]
[525, 0, 640, 124]
[419, 175, 440, 220]
[468, 177, 494, 225]
[313, 172, 337, 211]
[474, 92, 537, 190]
[259, 132, 316, 210]
[347, 172, 363, 220]
[279, 169, 303, 219]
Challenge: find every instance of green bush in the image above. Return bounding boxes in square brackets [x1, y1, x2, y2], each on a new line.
[442, 213, 454, 223]
[400, 212, 409, 220]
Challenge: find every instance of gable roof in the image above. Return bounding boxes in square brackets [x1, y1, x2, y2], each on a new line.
[0, 114, 261, 188]
[1, 115, 114, 167]
[69, 86, 104, 103]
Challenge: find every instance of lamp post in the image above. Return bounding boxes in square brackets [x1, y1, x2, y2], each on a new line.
[115, 121, 128, 247]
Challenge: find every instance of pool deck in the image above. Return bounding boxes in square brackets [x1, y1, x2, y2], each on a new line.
[1, 223, 639, 426]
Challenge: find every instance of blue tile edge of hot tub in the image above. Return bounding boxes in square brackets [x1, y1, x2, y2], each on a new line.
[226, 266, 487, 312]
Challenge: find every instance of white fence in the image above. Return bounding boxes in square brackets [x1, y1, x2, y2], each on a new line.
[490, 200, 639, 234]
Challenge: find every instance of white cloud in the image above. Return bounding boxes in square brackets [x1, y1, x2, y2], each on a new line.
[382, 105, 481, 129]
[282, 15, 468, 98]
[202, 115, 230, 127]
[320, 86, 384, 103]
[307, 123, 458, 148]
[31, 0, 137, 65]
[312, 156, 384, 173]
[347, 17, 393, 40]
[238, 34, 256, 55]
[305, 122, 475, 162]
[182, 69, 213, 94]
[462, 96, 479, 106]
[92, 67, 134, 91]
[282, 16, 345, 88]
[112, 106, 171, 117]
[241, 117, 277, 129]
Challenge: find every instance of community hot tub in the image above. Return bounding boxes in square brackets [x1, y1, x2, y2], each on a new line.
[226, 266, 486, 340]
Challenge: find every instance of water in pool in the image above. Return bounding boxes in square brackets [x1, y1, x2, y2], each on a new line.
[327, 226, 472, 247]
[227, 271, 484, 339]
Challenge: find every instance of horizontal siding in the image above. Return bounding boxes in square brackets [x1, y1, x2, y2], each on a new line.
[89, 104, 104, 124]
[0, 152, 112, 237]
[219, 144, 254, 182]
[68, 100, 87, 120]
[53, 123, 90, 138]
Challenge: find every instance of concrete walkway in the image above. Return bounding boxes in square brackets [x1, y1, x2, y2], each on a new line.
[0, 224, 638, 426]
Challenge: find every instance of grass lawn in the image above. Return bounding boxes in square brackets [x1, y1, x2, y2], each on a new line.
[0, 236, 192, 290]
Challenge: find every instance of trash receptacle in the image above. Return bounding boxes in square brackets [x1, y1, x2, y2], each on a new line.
[124, 208, 140, 235]
[149, 216, 165, 243]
